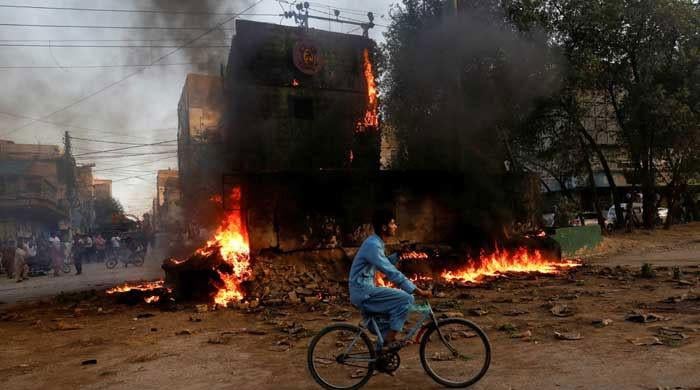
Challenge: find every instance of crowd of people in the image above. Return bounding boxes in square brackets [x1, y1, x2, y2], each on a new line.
[0, 232, 148, 282]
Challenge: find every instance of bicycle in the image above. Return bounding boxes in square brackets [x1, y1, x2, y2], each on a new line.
[105, 246, 145, 269]
[307, 299, 491, 389]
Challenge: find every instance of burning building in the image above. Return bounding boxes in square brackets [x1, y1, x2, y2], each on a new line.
[164, 19, 568, 307]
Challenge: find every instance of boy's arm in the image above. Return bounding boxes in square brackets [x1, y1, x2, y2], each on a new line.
[387, 252, 399, 265]
[367, 243, 415, 293]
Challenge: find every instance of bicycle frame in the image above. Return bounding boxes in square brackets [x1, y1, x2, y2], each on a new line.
[340, 300, 454, 365]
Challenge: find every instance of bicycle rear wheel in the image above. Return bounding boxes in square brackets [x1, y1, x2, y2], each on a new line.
[419, 318, 491, 388]
[307, 323, 376, 390]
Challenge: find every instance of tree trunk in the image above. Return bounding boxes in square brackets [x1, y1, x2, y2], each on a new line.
[576, 125, 623, 228]
[579, 136, 607, 233]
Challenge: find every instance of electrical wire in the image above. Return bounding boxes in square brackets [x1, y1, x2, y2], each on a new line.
[0, 4, 275, 17]
[0, 0, 264, 137]
[92, 156, 178, 172]
[71, 136, 175, 146]
[0, 63, 209, 69]
[0, 43, 231, 48]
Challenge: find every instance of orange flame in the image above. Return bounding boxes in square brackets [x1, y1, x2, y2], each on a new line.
[375, 272, 431, 287]
[197, 187, 251, 306]
[292, 79, 300, 87]
[400, 251, 429, 261]
[356, 48, 378, 132]
[441, 248, 579, 283]
[106, 280, 166, 294]
[144, 295, 160, 304]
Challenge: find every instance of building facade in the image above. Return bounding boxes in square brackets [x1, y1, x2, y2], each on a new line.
[0, 140, 69, 241]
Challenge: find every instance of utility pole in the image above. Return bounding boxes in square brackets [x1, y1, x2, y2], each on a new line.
[281, 2, 375, 38]
[64, 130, 72, 157]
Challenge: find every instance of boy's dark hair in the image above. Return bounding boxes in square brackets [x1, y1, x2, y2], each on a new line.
[372, 209, 395, 235]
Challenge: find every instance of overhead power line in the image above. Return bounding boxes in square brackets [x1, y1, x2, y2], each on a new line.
[0, 22, 237, 30]
[0, 63, 207, 69]
[0, 0, 264, 137]
[71, 136, 176, 146]
[72, 139, 177, 157]
[0, 4, 274, 17]
[0, 109, 176, 139]
[0, 43, 230, 48]
[93, 156, 178, 172]
[76, 150, 178, 159]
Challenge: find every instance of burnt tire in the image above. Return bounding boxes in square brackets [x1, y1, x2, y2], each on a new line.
[419, 318, 491, 388]
[307, 323, 376, 390]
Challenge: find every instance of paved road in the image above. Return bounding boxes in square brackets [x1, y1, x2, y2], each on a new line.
[598, 240, 700, 267]
[0, 240, 168, 305]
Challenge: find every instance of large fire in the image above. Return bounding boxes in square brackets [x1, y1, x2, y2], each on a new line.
[356, 48, 378, 132]
[373, 248, 578, 287]
[442, 248, 579, 283]
[197, 187, 252, 306]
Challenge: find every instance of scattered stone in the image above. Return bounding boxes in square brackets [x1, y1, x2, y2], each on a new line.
[628, 336, 662, 346]
[243, 328, 268, 336]
[554, 331, 582, 341]
[430, 352, 457, 361]
[150, 328, 158, 332]
[497, 323, 517, 332]
[135, 313, 155, 319]
[207, 335, 232, 345]
[592, 319, 613, 328]
[550, 304, 575, 317]
[295, 287, 314, 296]
[304, 296, 320, 305]
[53, 321, 83, 331]
[510, 330, 532, 340]
[288, 291, 301, 304]
[503, 308, 528, 317]
[175, 329, 192, 336]
[195, 304, 209, 313]
[656, 328, 690, 347]
[81, 359, 97, 365]
[625, 311, 668, 323]
[189, 316, 202, 322]
[468, 308, 489, 316]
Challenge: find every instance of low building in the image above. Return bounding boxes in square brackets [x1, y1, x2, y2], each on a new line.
[154, 169, 183, 231]
[0, 140, 69, 241]
[93, 178, 112, 200]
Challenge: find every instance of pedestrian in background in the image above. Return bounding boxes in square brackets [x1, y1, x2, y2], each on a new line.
[94, 234, 106, 262]
[49, 232, 63, 276]
[14, 239, 28, 282]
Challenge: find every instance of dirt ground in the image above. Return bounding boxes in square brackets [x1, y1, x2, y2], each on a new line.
[1, 224, 699, 390]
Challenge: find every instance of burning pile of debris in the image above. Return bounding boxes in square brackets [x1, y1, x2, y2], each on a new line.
[107, 189, 579, 309]
[162, 187, 252, 306]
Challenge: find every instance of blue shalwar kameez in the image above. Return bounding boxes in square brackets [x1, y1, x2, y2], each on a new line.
[349, 234, 416, 335]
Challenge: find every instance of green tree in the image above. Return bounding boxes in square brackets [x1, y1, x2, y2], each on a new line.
[94, 197, 125, 230]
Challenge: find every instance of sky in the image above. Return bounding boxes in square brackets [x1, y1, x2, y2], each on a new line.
[0, 0, 395, 215]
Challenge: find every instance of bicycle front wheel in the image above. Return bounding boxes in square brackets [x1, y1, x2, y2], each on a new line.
[105, 258, 118, 269]
[419, 318, 491, 388]
[307, 323, 376, 390]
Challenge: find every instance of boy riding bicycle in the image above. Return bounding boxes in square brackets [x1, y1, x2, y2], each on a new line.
[348, 209, 431, 352]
